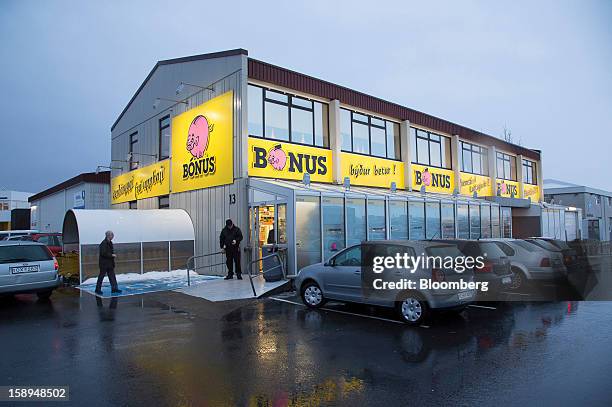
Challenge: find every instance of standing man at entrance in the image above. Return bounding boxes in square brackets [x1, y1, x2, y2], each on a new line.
[220, 219, 243, 280]
[95, 230, 122, 295]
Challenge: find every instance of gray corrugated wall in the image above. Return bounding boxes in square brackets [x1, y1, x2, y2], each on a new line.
[110, 55, 248, 275]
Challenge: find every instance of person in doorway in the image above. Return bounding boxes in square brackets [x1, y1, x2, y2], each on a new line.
[95, 230, 122, 295]
[220, 219, 243, 280]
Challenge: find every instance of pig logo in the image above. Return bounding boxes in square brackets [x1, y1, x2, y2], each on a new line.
[421, 168, 432, 186]
[500, 182, 507, 195]
[267, 144, 287, 171]
[186, 115, 214, 159]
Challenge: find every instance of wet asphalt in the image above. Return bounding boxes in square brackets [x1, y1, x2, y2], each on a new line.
[1, 288, 612, 407]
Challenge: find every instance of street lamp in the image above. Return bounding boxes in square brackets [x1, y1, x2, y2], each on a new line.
[153, 97, 188, 109]
[96, 165, 123, 174]
[176, 81, 214, 95]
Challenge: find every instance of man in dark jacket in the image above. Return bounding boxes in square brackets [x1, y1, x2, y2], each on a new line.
[95, 230, 121, 295]
[219, 219, 243, 280]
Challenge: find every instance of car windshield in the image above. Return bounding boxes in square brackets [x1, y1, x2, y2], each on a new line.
[0, 245, 52, 264]
[547, 239, 571, 250]
[530, 239, 561, 252]
[513, 240, 541, 252]
[474, 242, 507, 258]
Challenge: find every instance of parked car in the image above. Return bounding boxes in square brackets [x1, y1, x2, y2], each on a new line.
[433, 240, 514, 295]
[0, 230, 38, 241]
[483, 239, 567, 289]
[295, 240, 477, 325]
[30, 233, 63, 256]
[0, 241, 60, 299]
[531, 237, 586, 273]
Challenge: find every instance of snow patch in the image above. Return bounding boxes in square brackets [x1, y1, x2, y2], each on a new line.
[81, 269, 199, 285]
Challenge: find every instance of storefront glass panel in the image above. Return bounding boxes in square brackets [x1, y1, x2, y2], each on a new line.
[367, 199, 386, 240]
[491, 205, 501, 238]
[469, 204, 481, 239]
[389, 201, 408, 240]
[346, 198, 366, 246]
[501, 207, 512, 237]
[457, 204, 469, 239]
[323, 197, 345, 260]
[426, 201, 441, 239]
[481, 205, 492, 238]
[296, 196, 321, 270]
[277, 204, 287, 244]
[409, 201, 425, 240]
[441, 203, 455, 238]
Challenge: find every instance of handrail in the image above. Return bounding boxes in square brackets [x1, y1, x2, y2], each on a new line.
[186, 251, 224, 286]
[247, 251, 286, 297]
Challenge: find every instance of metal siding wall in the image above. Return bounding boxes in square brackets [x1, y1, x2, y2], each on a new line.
[111, 56, 248, 275]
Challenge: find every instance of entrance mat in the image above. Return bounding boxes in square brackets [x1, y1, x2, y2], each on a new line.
[78, 272, 221, 298]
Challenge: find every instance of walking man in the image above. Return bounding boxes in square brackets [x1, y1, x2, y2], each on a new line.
[219, 219, 243, 280]
[95, 230, 122, 295]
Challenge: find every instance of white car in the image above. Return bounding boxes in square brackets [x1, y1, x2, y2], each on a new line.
[0, 241, 60, 299]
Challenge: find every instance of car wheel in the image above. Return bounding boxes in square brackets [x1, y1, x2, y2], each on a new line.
[36, 290, 53, 300]
[510, 269, 526, 290]
[301, 282, 325, 308]
[396, 294, 429, 325]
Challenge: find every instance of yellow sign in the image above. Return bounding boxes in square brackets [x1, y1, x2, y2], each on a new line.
[111, 160, 170, 204]
[341, 152, 404, 189]
[459, 173, 492, 197]
[248, 137, 332, 182]
[523, 184, 541, 202]
[171, 91, 234, 193]
[411, 164, 454, 194]
[495, 179, 520, 198]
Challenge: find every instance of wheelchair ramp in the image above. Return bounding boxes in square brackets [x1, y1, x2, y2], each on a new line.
[176, 275, 290, 302]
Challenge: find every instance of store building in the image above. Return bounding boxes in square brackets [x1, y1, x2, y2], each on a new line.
[545, 179, 609, 241]
[0, 189, 32, 231]
[110, 49, 568, 275]
[29, 171, 111, 232]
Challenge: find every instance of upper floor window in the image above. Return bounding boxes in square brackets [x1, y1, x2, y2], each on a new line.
[129, 132, 138, 170]
[247, 84, 329, 148]
[0, 201, 8, 211]
[461, 141, 488, 175]
[522, 159, 537, 185]
[496, 152, 517, 181]
[340, 108, 400, 160]
[159, 116, 171, 160]
[410, 128, 452, 169]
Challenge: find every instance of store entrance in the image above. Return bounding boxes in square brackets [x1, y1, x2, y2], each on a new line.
[249, 203, 287, 275]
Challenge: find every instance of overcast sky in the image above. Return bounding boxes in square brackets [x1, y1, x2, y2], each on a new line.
[1, 0, 610, 193]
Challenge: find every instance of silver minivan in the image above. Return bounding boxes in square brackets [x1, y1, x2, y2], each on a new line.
[295, 241, 477, 325]
[0, 241, 60, 299]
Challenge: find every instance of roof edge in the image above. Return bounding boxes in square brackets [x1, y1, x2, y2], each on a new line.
[29, 171, 111, 203]
[111, 48, 248, 132]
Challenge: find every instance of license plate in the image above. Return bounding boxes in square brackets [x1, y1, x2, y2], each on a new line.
[10, 265, 39, 274]
[502, 276, 512, 284]
[458, 291, 473, 300]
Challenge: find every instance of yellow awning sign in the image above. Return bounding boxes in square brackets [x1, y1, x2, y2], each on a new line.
[459, 173, 492, 197]
[340, 152, 405, 189]
[171, 91, 234, 193]
[523, 184, 541, 202]
[411, 164, 454, 194]
[495, 179, 520, 198]
[111, 160, 170, 204]
[247, 137, 333, 182]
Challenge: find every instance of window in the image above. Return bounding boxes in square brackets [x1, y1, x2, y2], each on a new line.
[346, 198, 366, 246]
[323, 197, 345, 260]
[129, 132, 138, 170]
[158, 195, 170, 209]
[410, 128, 452, 169]
[248, 84, 329, 147]
[461, 141, 488, 175]
[409, 201, 425, 240]
[457, 204, 469, 239]
[469, 204, 481, 239]
[522, 159, 536, 185]
[129, 200, 137, 209]
[340, 108, 400, 160]
[441, 203, 455, 238]
[333, 245, 362, 267]
[0, 245, 52, 264]
[159, 116, 171, 160]
[0, 202, 8, 211]
[425, 201, 441, 239]
[367, 199, 386, 240]
[389, 201, 408, 240]
[496, 152, 517, 181]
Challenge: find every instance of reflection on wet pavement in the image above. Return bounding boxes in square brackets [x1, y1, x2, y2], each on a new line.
[1, 288, 611, 406]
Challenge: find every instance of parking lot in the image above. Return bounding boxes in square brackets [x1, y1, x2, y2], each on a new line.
[2, 286, 612, 406]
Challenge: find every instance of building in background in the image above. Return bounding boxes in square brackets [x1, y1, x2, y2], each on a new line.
[109, 49, 574, 275]
[0, 189, 32, 230]
[545, 179, 611, 241]
[29, 172, 110, 233]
